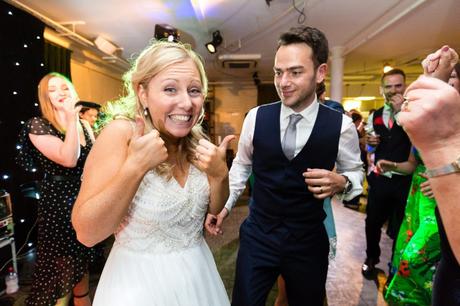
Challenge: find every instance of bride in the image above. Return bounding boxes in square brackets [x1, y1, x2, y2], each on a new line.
[72, 40, 233, 306]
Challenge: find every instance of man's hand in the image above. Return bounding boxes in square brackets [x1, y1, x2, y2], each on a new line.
[204, 208, 229, 236]
[303, 169, 348, 199]
[366, 134, 380, 146]
[389, 93, 405, 113]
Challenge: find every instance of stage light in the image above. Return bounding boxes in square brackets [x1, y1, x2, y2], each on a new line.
[154, 24, 180, 42]
[205, 30, 223, 54]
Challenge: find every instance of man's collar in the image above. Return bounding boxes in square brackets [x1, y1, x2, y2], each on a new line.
[281, 97, 319, 121]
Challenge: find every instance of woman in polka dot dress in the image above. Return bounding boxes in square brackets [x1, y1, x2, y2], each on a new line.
[16, 73, 95, 306]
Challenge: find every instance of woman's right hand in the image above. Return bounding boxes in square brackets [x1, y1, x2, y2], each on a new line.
[126, 116, 168, 173]
[376, 159, 396, 173]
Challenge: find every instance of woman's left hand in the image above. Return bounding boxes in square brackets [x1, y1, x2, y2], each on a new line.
[195, 135, 236, 180]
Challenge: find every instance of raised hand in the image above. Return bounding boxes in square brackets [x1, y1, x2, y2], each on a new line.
[195, 135, 236, 179]
[422, 45, 459, 82]
[126, 116, 168, 173]
[390, 93, 405, 113]
[399, 76, 460, 161]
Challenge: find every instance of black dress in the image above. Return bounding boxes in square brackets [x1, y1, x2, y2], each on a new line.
[17, 117, 94, 306]
[432, 208, 460, 306]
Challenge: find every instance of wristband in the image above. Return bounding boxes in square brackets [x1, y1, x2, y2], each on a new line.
[425, 155, 460, 178]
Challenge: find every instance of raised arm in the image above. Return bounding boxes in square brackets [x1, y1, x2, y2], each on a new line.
[195, 135, 235, 215]
[29, 99, 82, 167]
[72, 118, 168, 247]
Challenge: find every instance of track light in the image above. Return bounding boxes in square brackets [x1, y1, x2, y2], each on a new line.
[154, 24, 180, 42]
[205, 30, 223, 54]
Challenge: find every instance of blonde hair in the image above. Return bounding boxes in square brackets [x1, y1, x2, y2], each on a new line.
[38, 72, 77, 132]
[102, 40, 209, 178]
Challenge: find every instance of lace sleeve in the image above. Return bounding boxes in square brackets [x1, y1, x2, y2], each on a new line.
[15, 117, 55, 172]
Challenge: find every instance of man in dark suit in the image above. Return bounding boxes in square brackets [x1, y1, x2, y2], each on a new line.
[362, 69, 413, 279]
[206, 26, 363, 306]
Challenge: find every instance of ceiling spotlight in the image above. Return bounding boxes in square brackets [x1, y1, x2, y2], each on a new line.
[205, 30, 223, 54]
[154, 24, 180, 42]
[383, 62, 393, 73]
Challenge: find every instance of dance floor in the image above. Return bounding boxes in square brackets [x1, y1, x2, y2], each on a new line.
[0, 197, 392, 306]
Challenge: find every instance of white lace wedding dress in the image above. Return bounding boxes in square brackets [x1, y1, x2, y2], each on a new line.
[93, 165, 230, 306]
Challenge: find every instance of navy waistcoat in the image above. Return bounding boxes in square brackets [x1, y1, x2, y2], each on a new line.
[251, 102, 342, 236]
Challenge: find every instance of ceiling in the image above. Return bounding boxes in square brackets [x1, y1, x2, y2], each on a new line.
[7, 0, 460, 100]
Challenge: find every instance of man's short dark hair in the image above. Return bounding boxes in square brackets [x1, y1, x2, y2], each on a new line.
[381, 68, 406, 84]
[277, 26, 329, 68]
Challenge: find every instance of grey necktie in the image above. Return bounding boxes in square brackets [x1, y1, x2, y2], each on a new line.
[282, 114, 303, 160]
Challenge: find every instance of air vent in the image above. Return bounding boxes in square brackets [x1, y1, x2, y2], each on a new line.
[218, 54, 261, 69]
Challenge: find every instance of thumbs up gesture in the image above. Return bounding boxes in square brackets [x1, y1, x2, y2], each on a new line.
[195, 135, 236, 179]
[127, 116, 168, 173]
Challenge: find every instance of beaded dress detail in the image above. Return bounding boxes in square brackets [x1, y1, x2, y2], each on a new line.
[93, 165, 230, 306]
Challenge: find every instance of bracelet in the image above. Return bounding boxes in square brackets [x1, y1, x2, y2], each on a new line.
[425, 155, 460, 178]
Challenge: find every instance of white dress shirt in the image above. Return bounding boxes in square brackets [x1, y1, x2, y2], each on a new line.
[225, 98, 364, 212]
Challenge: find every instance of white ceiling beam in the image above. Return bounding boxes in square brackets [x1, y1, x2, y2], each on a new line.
[342, 0, 428, 55]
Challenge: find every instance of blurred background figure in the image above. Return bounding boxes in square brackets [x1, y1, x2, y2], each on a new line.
[76, 101, 101, 130]
[16, 72, 94, 306]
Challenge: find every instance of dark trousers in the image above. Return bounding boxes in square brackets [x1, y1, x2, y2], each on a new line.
[365, 173, 412, 262]
[231, 217, 329, 306]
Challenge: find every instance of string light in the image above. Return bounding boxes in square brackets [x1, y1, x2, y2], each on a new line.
[20, 121, 25, 124]
[8, 11, 13, 15]
[23, 44, 28, 48]
[34, 103, 39, 106]
[15, 62, 20, 66]
[20, 219, 25, 223]
[12, 91, 18, 95]
[2, 175, 9, 180]
[16, 145, 22, 150]
[36, 35, 41, 39]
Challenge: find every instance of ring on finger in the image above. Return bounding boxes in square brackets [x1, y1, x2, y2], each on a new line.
[402, 97, 410, 112]
[319, 187, 323, 193]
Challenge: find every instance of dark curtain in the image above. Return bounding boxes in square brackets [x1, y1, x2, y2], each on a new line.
[0, 1, 47, 268]
[44, 41, 72, 80]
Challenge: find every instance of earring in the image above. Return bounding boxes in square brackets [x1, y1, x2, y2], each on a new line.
[143, 107, 149, 117]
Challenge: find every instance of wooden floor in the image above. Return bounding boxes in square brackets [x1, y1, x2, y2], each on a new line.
[1, 198, 392, 306]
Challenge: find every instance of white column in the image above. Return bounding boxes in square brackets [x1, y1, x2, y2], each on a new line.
[329, 46, 345, 103]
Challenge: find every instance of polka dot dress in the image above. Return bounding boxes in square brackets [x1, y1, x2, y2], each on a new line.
[17, 117, 95, 306]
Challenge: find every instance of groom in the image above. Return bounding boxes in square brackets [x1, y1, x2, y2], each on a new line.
[206, 26, 363, 305]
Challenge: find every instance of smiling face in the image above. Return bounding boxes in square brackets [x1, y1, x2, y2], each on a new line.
[138, 59, 204, 140]
[274, 43, 326, 112]
[47, 76, 73, 109]
[381, 73, 406, 104]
